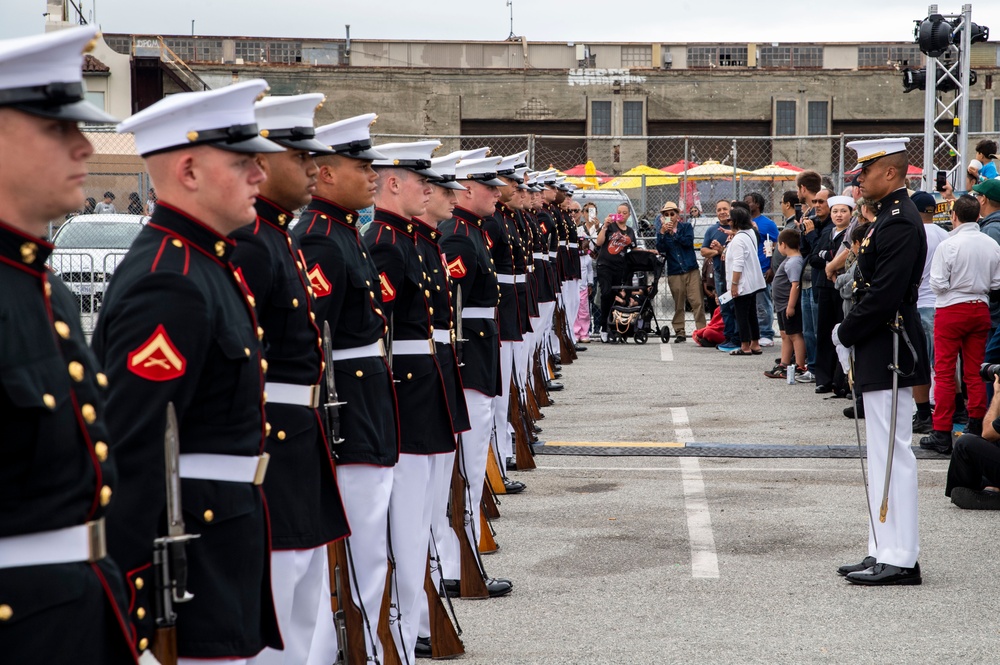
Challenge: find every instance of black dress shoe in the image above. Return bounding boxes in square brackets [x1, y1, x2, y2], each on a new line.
[441, 578, 460, 597]
[506, 457, 517, 472]
[504, 478, 526, 493]
[951, 487, 1000, 510]
[912, 412, 933, 433]
[843, 403, 865, 419]
[837, 556, 876, 577]
[546, 380, 564, 391]
[552, 372, 562, 379]
[532, 424, 542, 434]
[415, 636, 432, 659]
[815, 384, 833, 394]
[919, 430, 953, 455]
[846, 561, 921, 586]
[574, 344, 587, 352]
[486, 577, 513, 597]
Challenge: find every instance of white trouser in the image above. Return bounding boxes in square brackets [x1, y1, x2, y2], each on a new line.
[387, 454, 436, 665]
[419, 450, 458, 639]
[514, 334, 530, 391]
[537, 301, 556, 361]
[862, 387, 919, 568]
[457, 390, 494, 557]
[308, 465, 393, 665]
[247, 546, 328, 665]
[493, 342, 515, 466]
[562, 279, 580, 345]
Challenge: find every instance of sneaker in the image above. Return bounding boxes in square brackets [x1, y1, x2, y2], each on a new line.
[911, 413, 933, 434]
[951, 487, 1000, 510]
[600, 331, 609, 343]
[795, 370, 816, 383]
[718, 343, 739, 353]
[758, 337, 775, 347]
[763, 363, 788, 379]
[674, 334, 686, 343]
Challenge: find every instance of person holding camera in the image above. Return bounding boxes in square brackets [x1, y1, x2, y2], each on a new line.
[947, 371, 1000, 510]
[918, 195, 1000, 454]
[725, 206, 766, 356]
[594, 203, 637, 343]
[657, 201, 705, 342]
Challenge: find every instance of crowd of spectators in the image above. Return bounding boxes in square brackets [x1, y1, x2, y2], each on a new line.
[74, 187, 157, 217]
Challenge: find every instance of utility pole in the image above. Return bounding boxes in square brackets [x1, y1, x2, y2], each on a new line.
[506, 0, 516, 40]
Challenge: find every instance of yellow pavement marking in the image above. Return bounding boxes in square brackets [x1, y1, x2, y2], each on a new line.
[544, 441, 686, 448]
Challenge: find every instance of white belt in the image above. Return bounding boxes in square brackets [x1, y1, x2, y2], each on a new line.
[532, 253, 546, 260]
[497, 274, 516, 284]
[180, 453, 270, 485]
[392, 339, 435, 355]
[264, 382, 320, 408]
[558, 241, 567, 247]
[463, 307, 496, 319]
[329, 340, 386, 361]
[568, 242, 579, 248]
[0, 519, 106, 569]
[514, 274, 526, 283]
[433, 329, 453, 345]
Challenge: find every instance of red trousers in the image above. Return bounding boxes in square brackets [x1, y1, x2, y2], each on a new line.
[932, 301, 991, 431]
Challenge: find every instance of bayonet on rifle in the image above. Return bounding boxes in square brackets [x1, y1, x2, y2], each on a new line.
[152, 402, 198, 665]
[455, 284, 466, 366]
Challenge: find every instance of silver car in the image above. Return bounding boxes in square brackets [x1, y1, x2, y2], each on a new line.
[49, 214, 147, 313]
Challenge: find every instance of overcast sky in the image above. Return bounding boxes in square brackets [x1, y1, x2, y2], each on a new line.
[5, 0, 1000, 43]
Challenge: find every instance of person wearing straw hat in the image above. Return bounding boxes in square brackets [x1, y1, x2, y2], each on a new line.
[833, 137, 928, 586]
[657, 200, 705, 342]
[94, 78, 286, 661]
[0, 25, 136, 664]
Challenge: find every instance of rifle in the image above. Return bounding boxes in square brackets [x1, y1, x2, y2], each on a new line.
[423, 556, 464, 659]
[508, 379, 536, 471]
[376, 565, 403, 665]
[449, 437, 490, 599]
[322, 322, 347, 455]
[531, 346, 552, 407]
[478, 509, 498, 555]
[482, 476, 501, 519]
[152, 403, 198, 665]
[554, 296, 577, 364]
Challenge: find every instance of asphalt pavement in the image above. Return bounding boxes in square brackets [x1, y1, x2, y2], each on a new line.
[447, 328, 999, 664]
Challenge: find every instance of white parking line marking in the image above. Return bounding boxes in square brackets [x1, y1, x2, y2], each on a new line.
[660, 344, 673, 362]
[671, 407, 693, 442]
[679, 457, 719, 579]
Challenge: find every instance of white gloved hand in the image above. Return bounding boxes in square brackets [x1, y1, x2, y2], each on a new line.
[832, 324, 852, 374]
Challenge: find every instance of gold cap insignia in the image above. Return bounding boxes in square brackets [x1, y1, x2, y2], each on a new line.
[215, 241, 226, 257]
[186, 130, 199, 142]
[20, 242, 37, 264]
[260, 129, 270, 138]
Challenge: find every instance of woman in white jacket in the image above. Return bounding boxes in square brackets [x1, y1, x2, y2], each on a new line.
[725, 206, 767, 355]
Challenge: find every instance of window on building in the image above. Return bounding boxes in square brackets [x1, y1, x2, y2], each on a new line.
[968, 99, 983, 133]
[687, 46, 716, 69]
[621, 45, 653, 68]
[775, 100, 796, 136]
[718, 46, 747, 67]
[858, 45, 923, 68]
[84, 91, 106, 112]
[235, 40, 266, 63]
[807, 101, 828, 135]
[758, 46, 790, 68]
[591, 101, 612, 136]
[265, 41, 303, 64]
[623, 101, 644, 136]
[105, 36, 132, 55]
[793, 47, 823, 68]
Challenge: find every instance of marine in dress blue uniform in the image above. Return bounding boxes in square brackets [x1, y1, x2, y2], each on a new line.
[230, 94, 350, 665]
[0, 25, 136, 665]
[94, 80, 285, 662]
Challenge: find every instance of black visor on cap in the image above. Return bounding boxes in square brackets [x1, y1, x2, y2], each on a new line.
[264, 126, 332, 154]
[431, 178, 467, 191]
[2, 81, 118, 123]
[329, 139, 386, 161]
[192, 123, 283, 155]
[14, 98, 118, 124]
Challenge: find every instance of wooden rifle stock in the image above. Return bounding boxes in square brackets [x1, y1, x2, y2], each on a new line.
[376, 565, 403, 665]
[151, 627, 177, 665]
[449, 451, 490, 599]
[525, 380, 542, 421]
[485, 451, 506, 495]
[482, 478, 501, 519]
[478, 509, 498, 554]
[326, 541, 369, 665]
[509, 380, 536, 471]
[532, 347, 552, 407]
[424, 559, 464, 659]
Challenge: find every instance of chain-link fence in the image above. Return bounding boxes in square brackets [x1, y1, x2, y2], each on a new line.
[62, 129, 992, 333]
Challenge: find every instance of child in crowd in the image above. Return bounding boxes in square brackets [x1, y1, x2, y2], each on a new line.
[765, 228, 807, 379]
[574, 238, 594, 342]
[692, 307, 726, 347]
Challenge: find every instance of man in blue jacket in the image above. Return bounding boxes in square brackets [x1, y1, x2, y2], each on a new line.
[657, 201, 705, 342]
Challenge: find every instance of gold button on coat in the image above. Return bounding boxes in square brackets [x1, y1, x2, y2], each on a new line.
[138, 638, 149, 651]
[96, 372, 108, 387]
[43, 393, 56, 409]
[171, 239, 183, 248]
[136, 607, 146, 619]
[203, 510, 214, 522]
[82, 403, 96, 422]
[292, 298, 299, 308]
[277, 431, 286, 440]
[54, 321, 71, 339]
[135, 577, 144, 590]
[265, 422, 272, 436]
[68, 361, 84, 382]
[0, 604, 12, 621]
[355, 370, 364, 378]
[244, 347, 251, 357]
[260, 359, 268, 373]
[100, 485, 112, 506]
[95, 441, 109, 462]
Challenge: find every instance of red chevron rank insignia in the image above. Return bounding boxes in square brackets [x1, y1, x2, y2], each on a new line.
[379, 272, 396, 301]
[308, 264, 332, 298]
[484, 232, 494, 249]
[127, 325, 186, 382]
[540, 222, 548, 234]
[447, 256, 467, 279]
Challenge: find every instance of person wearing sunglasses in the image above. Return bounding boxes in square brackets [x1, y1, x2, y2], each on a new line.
[656, 201, 705, 342]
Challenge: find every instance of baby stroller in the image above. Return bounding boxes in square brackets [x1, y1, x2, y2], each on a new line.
[606, 252, 670, 344]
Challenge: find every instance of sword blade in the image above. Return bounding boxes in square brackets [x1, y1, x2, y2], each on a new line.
[879, 317, 901, 524]
[164, 402, 184, 538]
